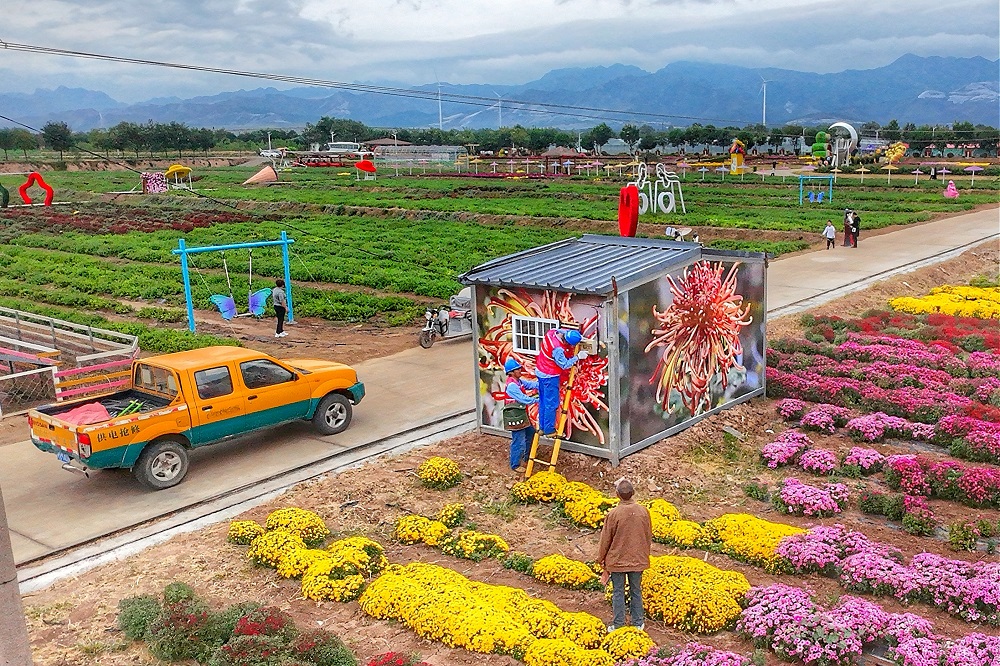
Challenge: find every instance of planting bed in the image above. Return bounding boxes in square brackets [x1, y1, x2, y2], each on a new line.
[19, 245, 1000, 666]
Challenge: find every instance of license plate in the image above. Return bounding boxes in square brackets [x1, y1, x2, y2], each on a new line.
[56, 451, 71, 463]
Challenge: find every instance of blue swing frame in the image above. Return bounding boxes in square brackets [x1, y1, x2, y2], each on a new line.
[172, 231, 295, 333]
[798, 175, 835, 205]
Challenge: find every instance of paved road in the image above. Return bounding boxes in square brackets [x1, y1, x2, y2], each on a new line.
[3, 206, 998, 565]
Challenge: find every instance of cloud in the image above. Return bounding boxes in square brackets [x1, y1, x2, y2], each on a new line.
[0, 0, 995, 101]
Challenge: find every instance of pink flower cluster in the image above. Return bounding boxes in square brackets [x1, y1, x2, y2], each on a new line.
[776, 525, 902, 577]
[798, 449, 838, 475]
[968, 351, 1000, 377]
[619, 644, 751, 666]
[760, 430, 813, 469]
[885, 454, 1000, 508]
[775, 478, 849, 517]
[736, 585, 997, 666]
[841, 447, 886, 475]
[937, 415, 1000, 464]
[845, 412, 935, 442]
[776, 398, 807, 420]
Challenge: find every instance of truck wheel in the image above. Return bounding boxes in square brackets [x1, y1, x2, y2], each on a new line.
[419, 330, 434, 348]
[134, 439, 189, 490]
[313, 393, 352, 435]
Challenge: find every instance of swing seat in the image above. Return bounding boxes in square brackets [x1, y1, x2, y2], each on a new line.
[210, 295, 238, 320]
[248, 288, 271, 317]
[817, 192, 825, 203]
[808, 191, 816, 203]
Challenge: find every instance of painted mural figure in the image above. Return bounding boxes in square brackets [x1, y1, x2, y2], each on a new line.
[536, 328, 587, 434]
[503, 358, 538, 469]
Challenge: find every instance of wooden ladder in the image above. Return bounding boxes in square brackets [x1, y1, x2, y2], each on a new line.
[525, 363, 579, 478]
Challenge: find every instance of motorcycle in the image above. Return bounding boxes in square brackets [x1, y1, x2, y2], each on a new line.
[419, 289, 473, 348]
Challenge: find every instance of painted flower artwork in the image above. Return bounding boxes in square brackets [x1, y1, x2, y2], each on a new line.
[644, 260, 752, 415]
[477, 288, 610, 445]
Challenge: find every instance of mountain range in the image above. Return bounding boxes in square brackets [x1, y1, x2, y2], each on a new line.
[1, 54, 996, 132]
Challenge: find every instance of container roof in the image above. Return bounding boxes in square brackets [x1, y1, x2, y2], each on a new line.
[459, 235, 700, 296]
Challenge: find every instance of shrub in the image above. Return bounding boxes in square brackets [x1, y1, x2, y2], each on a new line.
[146, 598, 214, 662]
[205, 602, 263, 647]
[742, 481, 770, 502]
[290, 630, 358, 666]
[901, 496, 937, 536]
[117, 594, 161, 641]
[208, 634, 289, 666]
[365, 654, 429, 666]
[264, 508, 331, 548]
[502, 551, 535, 575]
[416, 456, 462, 490]
[436, 503, 466, 528]
[232, 606, 298, 643]
[228, 520, 266, 545]
[163, 581, 198, 605]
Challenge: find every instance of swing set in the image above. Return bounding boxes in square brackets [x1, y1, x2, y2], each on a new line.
[172, 232, 294, 333]
[798, 174, 835, 205]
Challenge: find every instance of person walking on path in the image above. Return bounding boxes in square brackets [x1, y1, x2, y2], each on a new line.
[850, 212, 861, 248]
[272, 279, 288, 338]
[535, 328, 587, 435]
[842, 209, 853, 247]
[597, 479, 653, 632]
[503, 357, 538, 469]
[823, 220, 837, 249]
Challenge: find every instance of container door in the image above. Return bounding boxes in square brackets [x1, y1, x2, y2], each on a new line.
[190, 365, 247, 446]
[237, 359, 312, 430]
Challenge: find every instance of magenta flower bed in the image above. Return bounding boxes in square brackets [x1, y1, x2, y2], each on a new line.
[798, 448, 838, 475]
[761, 430, 813, 468]
[841, 447, 886, 476]
[776, 398, 807, 420]
[845, 412, 935, 442]
[775, 524, 1000, 625]
[884, 454, 1000, 508]
[774, 478, 849, 517]
[619, 644, 750, 666]
[737, 584, 998, 666]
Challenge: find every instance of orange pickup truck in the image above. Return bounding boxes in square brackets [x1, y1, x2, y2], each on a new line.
[28, 346, 364, 489]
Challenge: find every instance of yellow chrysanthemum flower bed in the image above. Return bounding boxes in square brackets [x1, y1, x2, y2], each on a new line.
[889, 285, 1000, 319]
[358, 562, 618, 660]
[531, 554, 602, 591]
[264, 507, 331, 547]
[301, 566, 367, 602]
[227, 520, 265, 545]
[702, 513, 805, 573]
[417, 456, 463, 489]
[600, 627, 656, 662]
[246, 529, 306, 568]
[393, 515, 451, 546]
[437, 502, 467, 528]
[562, 488, 619, 529]
[512, 470, 568, 503]
[276, 547, 331, 579]
[658, 519, 710, 548]
[619, 555, 749, 633]
[327, 535, 388, 577]
[523, 638, 616, 666]
[440, 530, 510, 561]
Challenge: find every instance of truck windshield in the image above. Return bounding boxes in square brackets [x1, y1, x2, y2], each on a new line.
[134, 364, 179, 398]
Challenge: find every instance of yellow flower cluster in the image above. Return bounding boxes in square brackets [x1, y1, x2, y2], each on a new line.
[264, 507, 331, 547]
[358, 562, 617, 661]
[636, 556, 749, 633]
[702, 514, 805, 573]
[643, 499, 708, 547]
[293, 537, 387, 601]
[328, 535, 388, 577]
[301, 567, 366, 602]
[531, 554, 602, 591]
[437, 502, 466, 528]
[600, 627, 656, 662]
[393, 515, 451, 546]
[440, 530, 510, 561]
[227, 520, 265, 545]
[512, 470, 568, 503]
[562, 487, 619, 529]
[276, 547, 331, 579]
[246, 529, 306, 568]
[417, 456, 463, 489]
[524, 639, 616, 666]
[890, 285, 1000, 319]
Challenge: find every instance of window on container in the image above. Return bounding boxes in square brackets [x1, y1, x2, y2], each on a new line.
[510, 315, 559, 355]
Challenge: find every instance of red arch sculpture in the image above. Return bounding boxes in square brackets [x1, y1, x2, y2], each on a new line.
[617, 184, 639, 237]
[18, 172, 54, 206]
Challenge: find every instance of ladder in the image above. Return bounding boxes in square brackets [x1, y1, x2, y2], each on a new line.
[525, 363, 579, 478]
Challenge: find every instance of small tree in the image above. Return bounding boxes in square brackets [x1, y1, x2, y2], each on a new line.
[584, 123, 615, 154]
[41, 121, 74, 160]
[11, 129, 37, 159]
[619, 124, 641, 154]
[0, 129, 13, 160]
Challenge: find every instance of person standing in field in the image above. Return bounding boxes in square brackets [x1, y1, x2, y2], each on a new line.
[823, 220, 837, 250]
[597, 479, 652, 632]
[272, 279, 288, 338]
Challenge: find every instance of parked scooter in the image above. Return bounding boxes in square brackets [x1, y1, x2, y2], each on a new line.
[418, 289, 473, 348]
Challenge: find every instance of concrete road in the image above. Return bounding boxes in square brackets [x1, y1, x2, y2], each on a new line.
[2, 205, 997, 565]
[2, 338, 473, 564]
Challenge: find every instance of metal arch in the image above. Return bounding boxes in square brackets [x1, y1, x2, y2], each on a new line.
[829, 122, 858, 151]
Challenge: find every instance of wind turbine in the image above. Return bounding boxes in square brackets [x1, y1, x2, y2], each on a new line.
[492, 91, 504, 128]
[759, 75, 771, 127]
[433, 68, 443, 131]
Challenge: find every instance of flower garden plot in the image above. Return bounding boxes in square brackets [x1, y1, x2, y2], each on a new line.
[890, 286, 1000, 320]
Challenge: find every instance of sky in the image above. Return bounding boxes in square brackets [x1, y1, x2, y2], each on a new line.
[0, 0, 997, 102]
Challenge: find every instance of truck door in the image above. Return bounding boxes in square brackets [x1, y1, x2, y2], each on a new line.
[190, 364, 247, 445]
[237, 358, 312, 430]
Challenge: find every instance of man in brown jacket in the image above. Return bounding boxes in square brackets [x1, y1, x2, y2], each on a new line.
[596, 479, 652, 631]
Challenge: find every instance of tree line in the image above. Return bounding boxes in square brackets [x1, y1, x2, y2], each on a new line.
[1, 117, 996, 161]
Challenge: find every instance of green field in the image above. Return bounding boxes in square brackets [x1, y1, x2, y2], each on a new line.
[1, 166, 995, 352]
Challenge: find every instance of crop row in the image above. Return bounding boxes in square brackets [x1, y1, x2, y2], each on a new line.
[0, 246, 422, 325]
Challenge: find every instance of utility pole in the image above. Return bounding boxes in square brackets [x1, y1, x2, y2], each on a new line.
[437, 83, 443, 131]
[0, 481, 33, 665]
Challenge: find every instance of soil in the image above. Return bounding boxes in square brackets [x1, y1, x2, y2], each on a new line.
[19, 245, 1000, 665]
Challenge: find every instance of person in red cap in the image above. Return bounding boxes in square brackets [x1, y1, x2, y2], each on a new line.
[535, 328, 587, 435]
